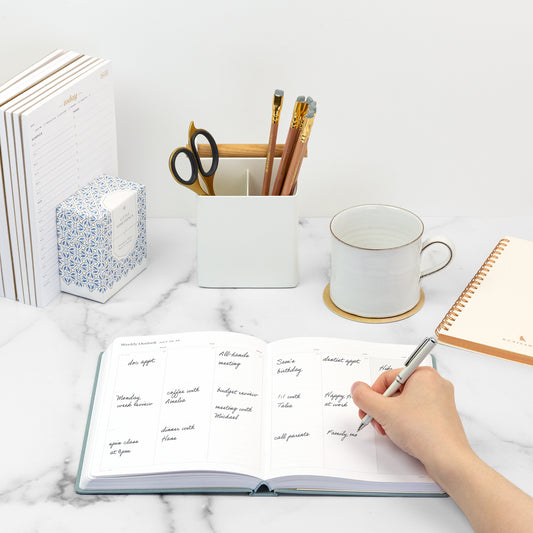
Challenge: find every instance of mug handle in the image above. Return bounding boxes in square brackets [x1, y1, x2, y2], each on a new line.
[420, 236, 455, 279]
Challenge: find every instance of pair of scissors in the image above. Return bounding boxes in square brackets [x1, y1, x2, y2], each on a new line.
[169, 122, 219, 195]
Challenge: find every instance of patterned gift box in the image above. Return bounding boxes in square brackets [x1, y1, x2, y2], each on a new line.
[56, 176, 147, 303]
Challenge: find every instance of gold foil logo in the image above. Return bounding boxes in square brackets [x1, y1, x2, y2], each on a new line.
[64, 94, 77, 106]
[502, 335, 533, 349]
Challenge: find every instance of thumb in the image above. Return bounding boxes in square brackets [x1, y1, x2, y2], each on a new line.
[351, 382, 393, 423]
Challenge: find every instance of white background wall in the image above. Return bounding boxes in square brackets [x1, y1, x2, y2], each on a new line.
[2, 0, 533, 218]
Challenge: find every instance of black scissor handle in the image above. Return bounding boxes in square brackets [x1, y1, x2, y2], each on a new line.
[190, 128, 219, 177]
[169, 147, 199, 185]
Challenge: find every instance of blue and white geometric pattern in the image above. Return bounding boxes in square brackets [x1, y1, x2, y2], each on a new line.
[57, 176, 146, 299]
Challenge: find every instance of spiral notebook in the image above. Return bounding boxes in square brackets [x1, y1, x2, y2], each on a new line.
[436, 236, 533, 366]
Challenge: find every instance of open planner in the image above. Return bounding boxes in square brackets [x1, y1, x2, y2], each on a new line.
[76, 331, 443, 496]
[0, 49, 118, 306]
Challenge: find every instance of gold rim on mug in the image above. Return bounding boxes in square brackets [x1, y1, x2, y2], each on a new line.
[329, 204, 425, 251]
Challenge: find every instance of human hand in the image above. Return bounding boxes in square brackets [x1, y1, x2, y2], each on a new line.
[351, 367, 473, 482]
[352, 367, 533, 531]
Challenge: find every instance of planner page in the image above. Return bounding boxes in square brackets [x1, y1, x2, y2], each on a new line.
[20, 59, 117, 306]
[84, 332, 267, 481]
[9, 56, 98, 305]
[0, 50, 81, 302]
[3, 95, 33, 304]
[262, 337, 434, 486]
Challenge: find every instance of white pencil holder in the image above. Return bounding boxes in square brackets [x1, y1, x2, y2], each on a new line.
[196, 157, 299, 288]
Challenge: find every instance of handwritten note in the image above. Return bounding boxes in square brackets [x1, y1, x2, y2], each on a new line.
[88, 333, 427, 483]
[266, 337, 419, 478]
[94, 333, 266, 476]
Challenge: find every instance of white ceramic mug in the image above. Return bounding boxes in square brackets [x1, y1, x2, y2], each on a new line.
[329, 204, 454, 318]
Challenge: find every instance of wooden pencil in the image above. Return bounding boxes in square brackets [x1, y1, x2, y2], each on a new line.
[271, 96, 307, 195]
[261, 89, 284, 195]
[280, 109, 315, 196]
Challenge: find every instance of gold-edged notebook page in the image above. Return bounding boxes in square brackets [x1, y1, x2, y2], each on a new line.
[436, 237, 533, 366]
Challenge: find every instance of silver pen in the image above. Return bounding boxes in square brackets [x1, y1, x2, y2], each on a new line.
[357, 337, 438, 433]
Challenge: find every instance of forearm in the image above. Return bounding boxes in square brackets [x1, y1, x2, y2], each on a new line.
[428, 448, 533, 533]
[351, 369, 533, 531]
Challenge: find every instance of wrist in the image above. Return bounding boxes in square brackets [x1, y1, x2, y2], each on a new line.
[423, 442, 478, 492]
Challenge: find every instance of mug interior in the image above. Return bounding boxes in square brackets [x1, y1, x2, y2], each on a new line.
[330, 205, 424, 249]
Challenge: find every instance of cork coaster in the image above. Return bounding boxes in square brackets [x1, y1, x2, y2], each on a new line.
[323, 285, 425, 323]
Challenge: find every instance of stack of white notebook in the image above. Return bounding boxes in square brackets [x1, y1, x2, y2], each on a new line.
[0, 50, 118, 306]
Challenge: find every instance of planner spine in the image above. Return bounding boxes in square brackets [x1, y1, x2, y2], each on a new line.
[436, 238, 510, 334]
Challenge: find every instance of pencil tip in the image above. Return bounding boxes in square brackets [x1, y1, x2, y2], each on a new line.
[357, 423, 365, 432]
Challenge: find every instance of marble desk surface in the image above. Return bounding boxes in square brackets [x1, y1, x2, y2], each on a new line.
[1, 217, 533, 533]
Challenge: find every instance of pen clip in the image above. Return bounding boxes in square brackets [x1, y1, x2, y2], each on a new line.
[404, 337, 435, 366]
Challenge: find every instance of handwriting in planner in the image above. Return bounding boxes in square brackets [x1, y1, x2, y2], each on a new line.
[216, 386, 259, 398]
[322, 354, 362, 367]
[213, 404, 254, 421]
[127, 357, 157, 368]
[323, 390, 351, 408]
[217, 350, 250, 370]
[325, 429, 358, 442]
[277, 392, 301, 409]
[160, 424, 196, 443]
[273, 431, 311, 443]
[275, 357, 303, 377]
[164, 386, 200, 405]
[107, 437, 140, 457]
[115, 393, 154, 408]
[213, 386, 259, 421]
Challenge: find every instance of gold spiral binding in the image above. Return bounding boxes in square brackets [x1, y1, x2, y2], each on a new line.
[436, 238, 510, 334]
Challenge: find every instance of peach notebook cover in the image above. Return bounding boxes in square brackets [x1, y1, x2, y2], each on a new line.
[436, 236, 533, 366]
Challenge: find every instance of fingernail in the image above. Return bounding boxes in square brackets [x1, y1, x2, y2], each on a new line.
[350, 382, 361, 396]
